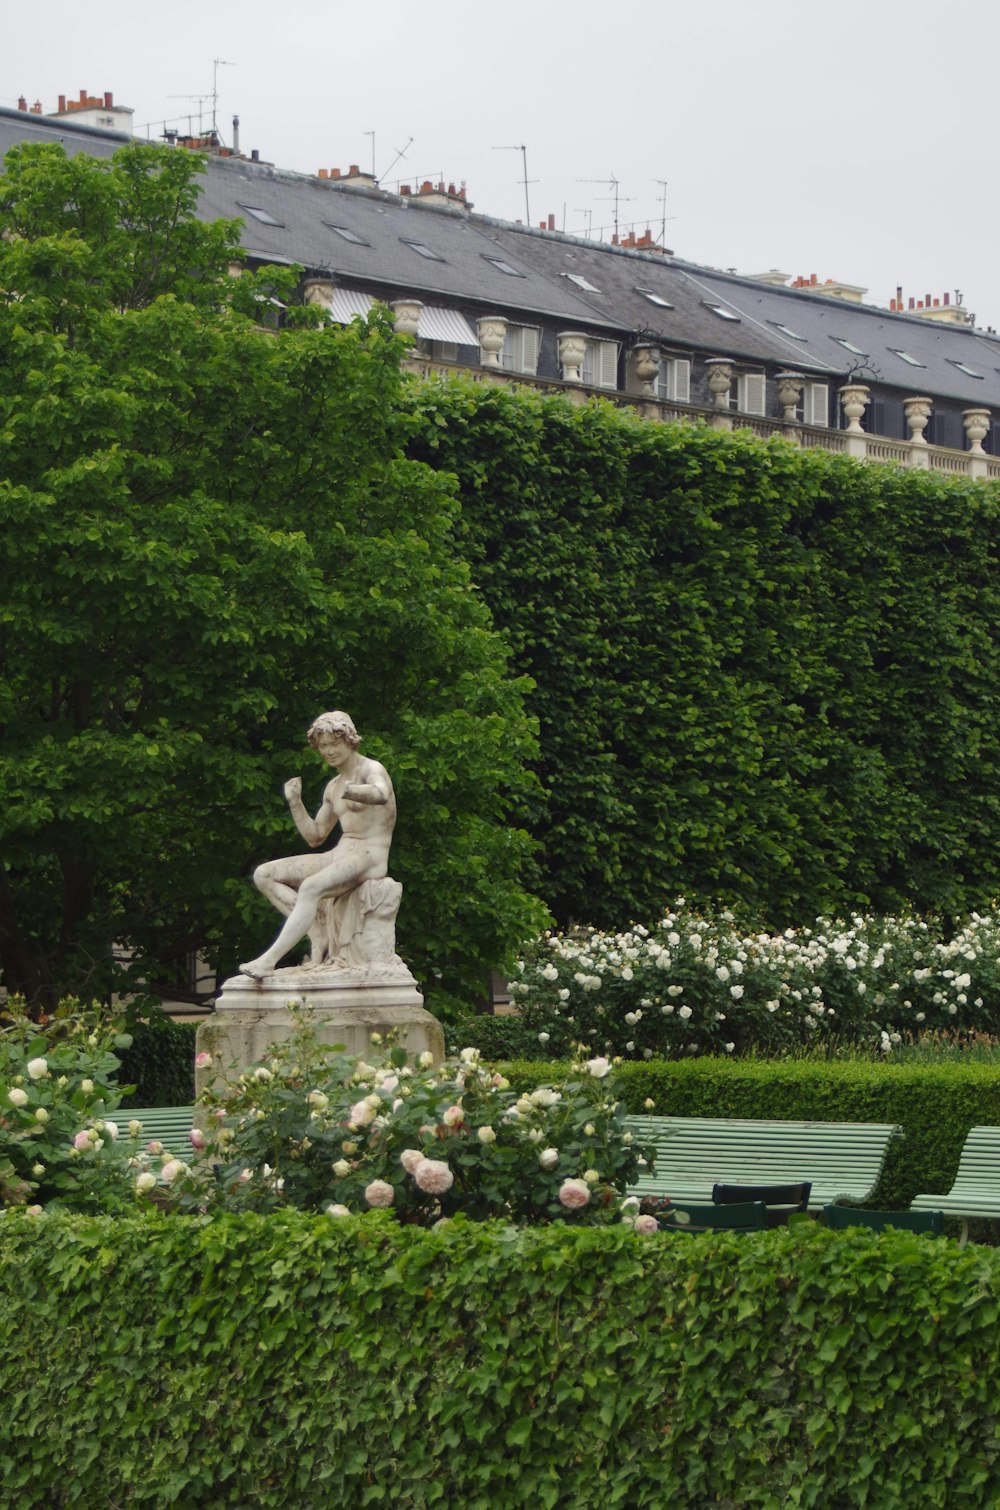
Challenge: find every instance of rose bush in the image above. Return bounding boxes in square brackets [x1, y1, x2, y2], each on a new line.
[507, 899, 1000, 1060]
[164, 1015, 655, 1227]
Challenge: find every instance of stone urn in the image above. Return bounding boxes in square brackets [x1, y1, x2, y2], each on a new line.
[631, 342, 661, 397]
[776, 372, 805, 424]
[903, 396, 933, 445]
[963, 407, 991, 454]
[391, 299, 423, 338]
[302, 277, 334, 310]
[477, 315, 508, 369]
[558, 331, 588, 384]
[838, 382, 871, 434]
[705, 359, 734, 409]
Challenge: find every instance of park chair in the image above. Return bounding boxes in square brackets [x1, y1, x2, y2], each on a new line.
[822, 1205, 944, 1236]
[657, 1200, 768, 1234]
[712, 1181, 812, 1228]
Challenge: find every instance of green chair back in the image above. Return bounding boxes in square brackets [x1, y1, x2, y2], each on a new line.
[658, 1200, 768, 1233]
[823, 1205, 944, 1236]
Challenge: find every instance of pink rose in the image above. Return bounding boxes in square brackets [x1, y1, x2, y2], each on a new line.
[349, 1100, 377, 1129]
[442, 1105, 464, 1128]
[73, 1129, 92, 1152]
[633, 1214, 659, 1236]
[400, 1148, 424, 1175]
[365, 1180, 395, 1208]
[188, 1128, 206, 1150]
[414, 1158, 454, 1195]
[558, 1178, 591, 1210]
[195, 1052, 213, 1069]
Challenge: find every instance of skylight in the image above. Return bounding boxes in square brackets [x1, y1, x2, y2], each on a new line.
[890, 349, 926, 367]
[238, 205, 285, 227]
[832, 338, 867, 355]
[703, 302, 740, 321]
[949, 360, 984, 379]
[562, 272, 602, 293]
[636, 288, 674, 308]
[772, 321, 807, 341]
[402, 240, 445, 261]
[483, 255, 525, 277]
[325, 224, 369, 245]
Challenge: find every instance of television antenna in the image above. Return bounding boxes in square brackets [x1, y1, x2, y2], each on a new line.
[652, 178, 678, 245]
[578, 174, 634, 240]
[211, 59, 233, 136]
[363, 130, 376, 179]
[574, 207, 594, 238]
[380, 136, 414, 185]
[492, 144, 536, 224]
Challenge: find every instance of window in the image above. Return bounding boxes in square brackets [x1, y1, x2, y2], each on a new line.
[238, 204, 286, 227]
[832, 337, 867, 356]
[636, 287, 674, 309]
[798, 382, 829, 427]
[429, 341, 459, 363]
[704, 302, 740, 322]
[771, 321, 808, 341]
[733, 373, 766, 415]
[325, 224, 369, 245]
[483, 255, 525, 277]
[402, 239, 445, 261]
[502, 325, 541, 375]
[563, 272, 602, 293]
[656, 357, 691, 404]
[581, 338, 619, 389]
[889, 349, 926, 367]
[948, 360, 984, 379]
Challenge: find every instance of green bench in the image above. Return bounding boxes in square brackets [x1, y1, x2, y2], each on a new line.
[119, 1105, 195, 1156]
[624, 1115, 901, 1210]
[911, 1126, 1000, 1245]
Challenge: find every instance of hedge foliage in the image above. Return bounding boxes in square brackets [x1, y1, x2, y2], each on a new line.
[117, 1016, 197, 1107]
[408, 382, 1000, 931]
[503, 1055, 1000, 1209]
[2, 1210, 999, 1507]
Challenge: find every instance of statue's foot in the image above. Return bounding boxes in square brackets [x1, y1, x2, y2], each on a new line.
[238, 957, 274, 980]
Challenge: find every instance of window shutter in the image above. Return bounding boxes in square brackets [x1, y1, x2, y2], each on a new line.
[502, 327, 523, 372]
[805, 383, 829, 427]
[520, 325, 540, 375]
[738, 373, 766, 415]
[597, 339, 619, 390]
[671, 358, 691, 403]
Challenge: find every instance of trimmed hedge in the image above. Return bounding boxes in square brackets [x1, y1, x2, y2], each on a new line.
[503, 1056, 1000, 1208]
[408, 382, 1000, 931]
[2, 1211, 999, 1506]
[116, 1017, 197, 1106]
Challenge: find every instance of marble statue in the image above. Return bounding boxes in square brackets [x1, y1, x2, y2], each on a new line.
[239, 711, 402, 980]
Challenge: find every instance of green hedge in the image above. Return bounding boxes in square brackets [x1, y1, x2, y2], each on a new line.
[408, 382, 1000, 930]
[2, 1210, 999, 1506]
[503, 1056, 1000, 1208]
[116, 1017, 197, 1106]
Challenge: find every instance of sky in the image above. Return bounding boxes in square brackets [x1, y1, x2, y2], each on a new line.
[6, 0, 1000, 329]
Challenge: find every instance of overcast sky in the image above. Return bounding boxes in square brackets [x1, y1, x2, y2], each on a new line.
[7, 0, 1000, 328]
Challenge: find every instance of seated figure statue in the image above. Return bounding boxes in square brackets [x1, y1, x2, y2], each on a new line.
[239, 711, 400, 980]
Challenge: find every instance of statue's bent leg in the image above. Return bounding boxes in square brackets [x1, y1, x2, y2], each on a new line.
[239, 859, 365, 978]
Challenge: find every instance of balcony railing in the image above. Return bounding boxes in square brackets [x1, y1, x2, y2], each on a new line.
[402, 354, 1000, 481]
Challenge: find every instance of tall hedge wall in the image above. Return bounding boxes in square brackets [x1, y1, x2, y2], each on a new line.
[407, 383, 1000, 929]
[2, 1211, 1000, 1506]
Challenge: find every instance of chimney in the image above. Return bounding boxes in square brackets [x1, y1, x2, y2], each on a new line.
[331, 167, 341, 178]
[318, 168, 329, 179]
[17, 95, 26, 111]
[79, 89, 87, 103]
[400, 184, 411, 196]
[58, 94, 66, 112]
[232, 115, 240, 154]
[548, 213, 555, 231]
[349, 164, 359, 176]
[250, 149, 260, 163]
[30, 100, 42, 114]
[104, 92, 113, 108]
[909, 297, 915, 309]
[944, 292, 950, 305]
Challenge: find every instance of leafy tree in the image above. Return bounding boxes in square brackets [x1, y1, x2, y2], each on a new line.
[0, 142, 545, 1011]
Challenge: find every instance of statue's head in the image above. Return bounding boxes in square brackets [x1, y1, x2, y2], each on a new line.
[307, 710, 361, 750]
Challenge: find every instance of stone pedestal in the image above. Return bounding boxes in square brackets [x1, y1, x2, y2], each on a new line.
[195, 966, 444, 1091]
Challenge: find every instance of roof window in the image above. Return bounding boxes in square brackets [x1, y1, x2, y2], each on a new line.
[832, 338, 867, 355]
[703, 302, 740, 322]
[890, 349, 926, 367]
[402, 240, 445, 261]
[483, 255, 525, 277]
[948, 359, 984, 379]
[325, 224, 369, 245]
[771, 321, 808, 341]
[562, 272, 602, 293]
[238, 205, 286, 227]
[636, 287, 674, 308]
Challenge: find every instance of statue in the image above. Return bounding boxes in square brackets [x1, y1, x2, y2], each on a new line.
[239, 711, 404, 981]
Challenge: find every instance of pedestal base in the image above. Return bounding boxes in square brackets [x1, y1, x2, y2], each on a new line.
[195, 966, 444, 1090]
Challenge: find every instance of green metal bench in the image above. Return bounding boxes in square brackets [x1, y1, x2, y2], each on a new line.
[911, 1126, 1000, 1245]
[119, 1105, 195, 1156]
[624, 1115, 901, 1211]
[822, 1204, 944, 1237]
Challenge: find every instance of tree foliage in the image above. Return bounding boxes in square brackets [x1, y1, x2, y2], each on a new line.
[0, 142, 544, 1010]
[408, 380, 1000, 929]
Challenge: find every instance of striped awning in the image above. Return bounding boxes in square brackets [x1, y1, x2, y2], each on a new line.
[329, 288, 375, 322]
[417, 306, 478, 345]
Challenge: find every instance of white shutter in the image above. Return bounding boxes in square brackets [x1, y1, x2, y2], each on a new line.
[596, 339, 619, 390]
[738, 373, 766, 415]
[805, 383, 829, 427]
[520, 325, 540, 375]
[669, 358, 691, 403]
[502, 327, 523, 371]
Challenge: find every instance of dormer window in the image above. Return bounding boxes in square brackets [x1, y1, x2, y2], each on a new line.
[238, 205, 286, 227]
[636, 287, 674, 309]
[948, 360, 984, 378]
[832, 338, 867, 355]
[563, 272, 602, 293]
[483, 255, 525, 277]
[326, 224, 369, 245]
[402, 240, 445, 261]
[703, 302, 740, 322]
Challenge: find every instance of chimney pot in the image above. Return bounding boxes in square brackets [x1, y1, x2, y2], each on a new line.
[31, 100, 41, 114]
[331, 167, 341, 178]
[318, 168, 329, 178]
[400, 184, 411, 195]
[925, 293, 931, 305]
[933, 297, 940, 307]
[79, 89, 87, 102]
[810, 273, 817, 284]
[447, 182, 455, 195]
[104, 91, 113, 108]
[17, 95, 26, 111]
[944, 292, 950, 305]
[250, 149, 260, 162]
[58, 94, 66, 112]
[548, 213, 555, 231]
[909, 297, 915, 309]
[421, 180, 432, 193]
[349, 164, 359, 176]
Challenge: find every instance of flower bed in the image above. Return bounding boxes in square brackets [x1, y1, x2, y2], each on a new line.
[508, 900, 1000, 1060]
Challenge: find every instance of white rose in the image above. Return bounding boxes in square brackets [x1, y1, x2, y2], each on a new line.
[7, 1088, 28, 1108]
[135, 1172, 157, 1193]
[587, 1057, 611, 1079]
[80, 1079, 95, 1095]
[333, 1159, 352, 1178]
[539, 1147, 560, 1169]
[26, 1058, 48, 1081]
[326, 1204, 351, 1218]
[678, 1005, 693, 1020]
[477, 1126, 497, 1144]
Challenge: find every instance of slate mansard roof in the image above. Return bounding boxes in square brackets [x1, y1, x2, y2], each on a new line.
[4, 102, 1000, 412]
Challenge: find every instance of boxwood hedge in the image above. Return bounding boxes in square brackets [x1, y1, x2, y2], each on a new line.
[1, 1210, 999, 1507]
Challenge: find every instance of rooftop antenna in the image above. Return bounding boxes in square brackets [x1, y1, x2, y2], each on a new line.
[574, 206, 594, 238]
[211, 59, 233, 137]
[380, 136, 414, 185]
[363, 130, 375, 179]
[579, 175, 634, 239]
[652, 178, 677, 245]
[167, 93, 211, 136]
[492, 144, 535, 224]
